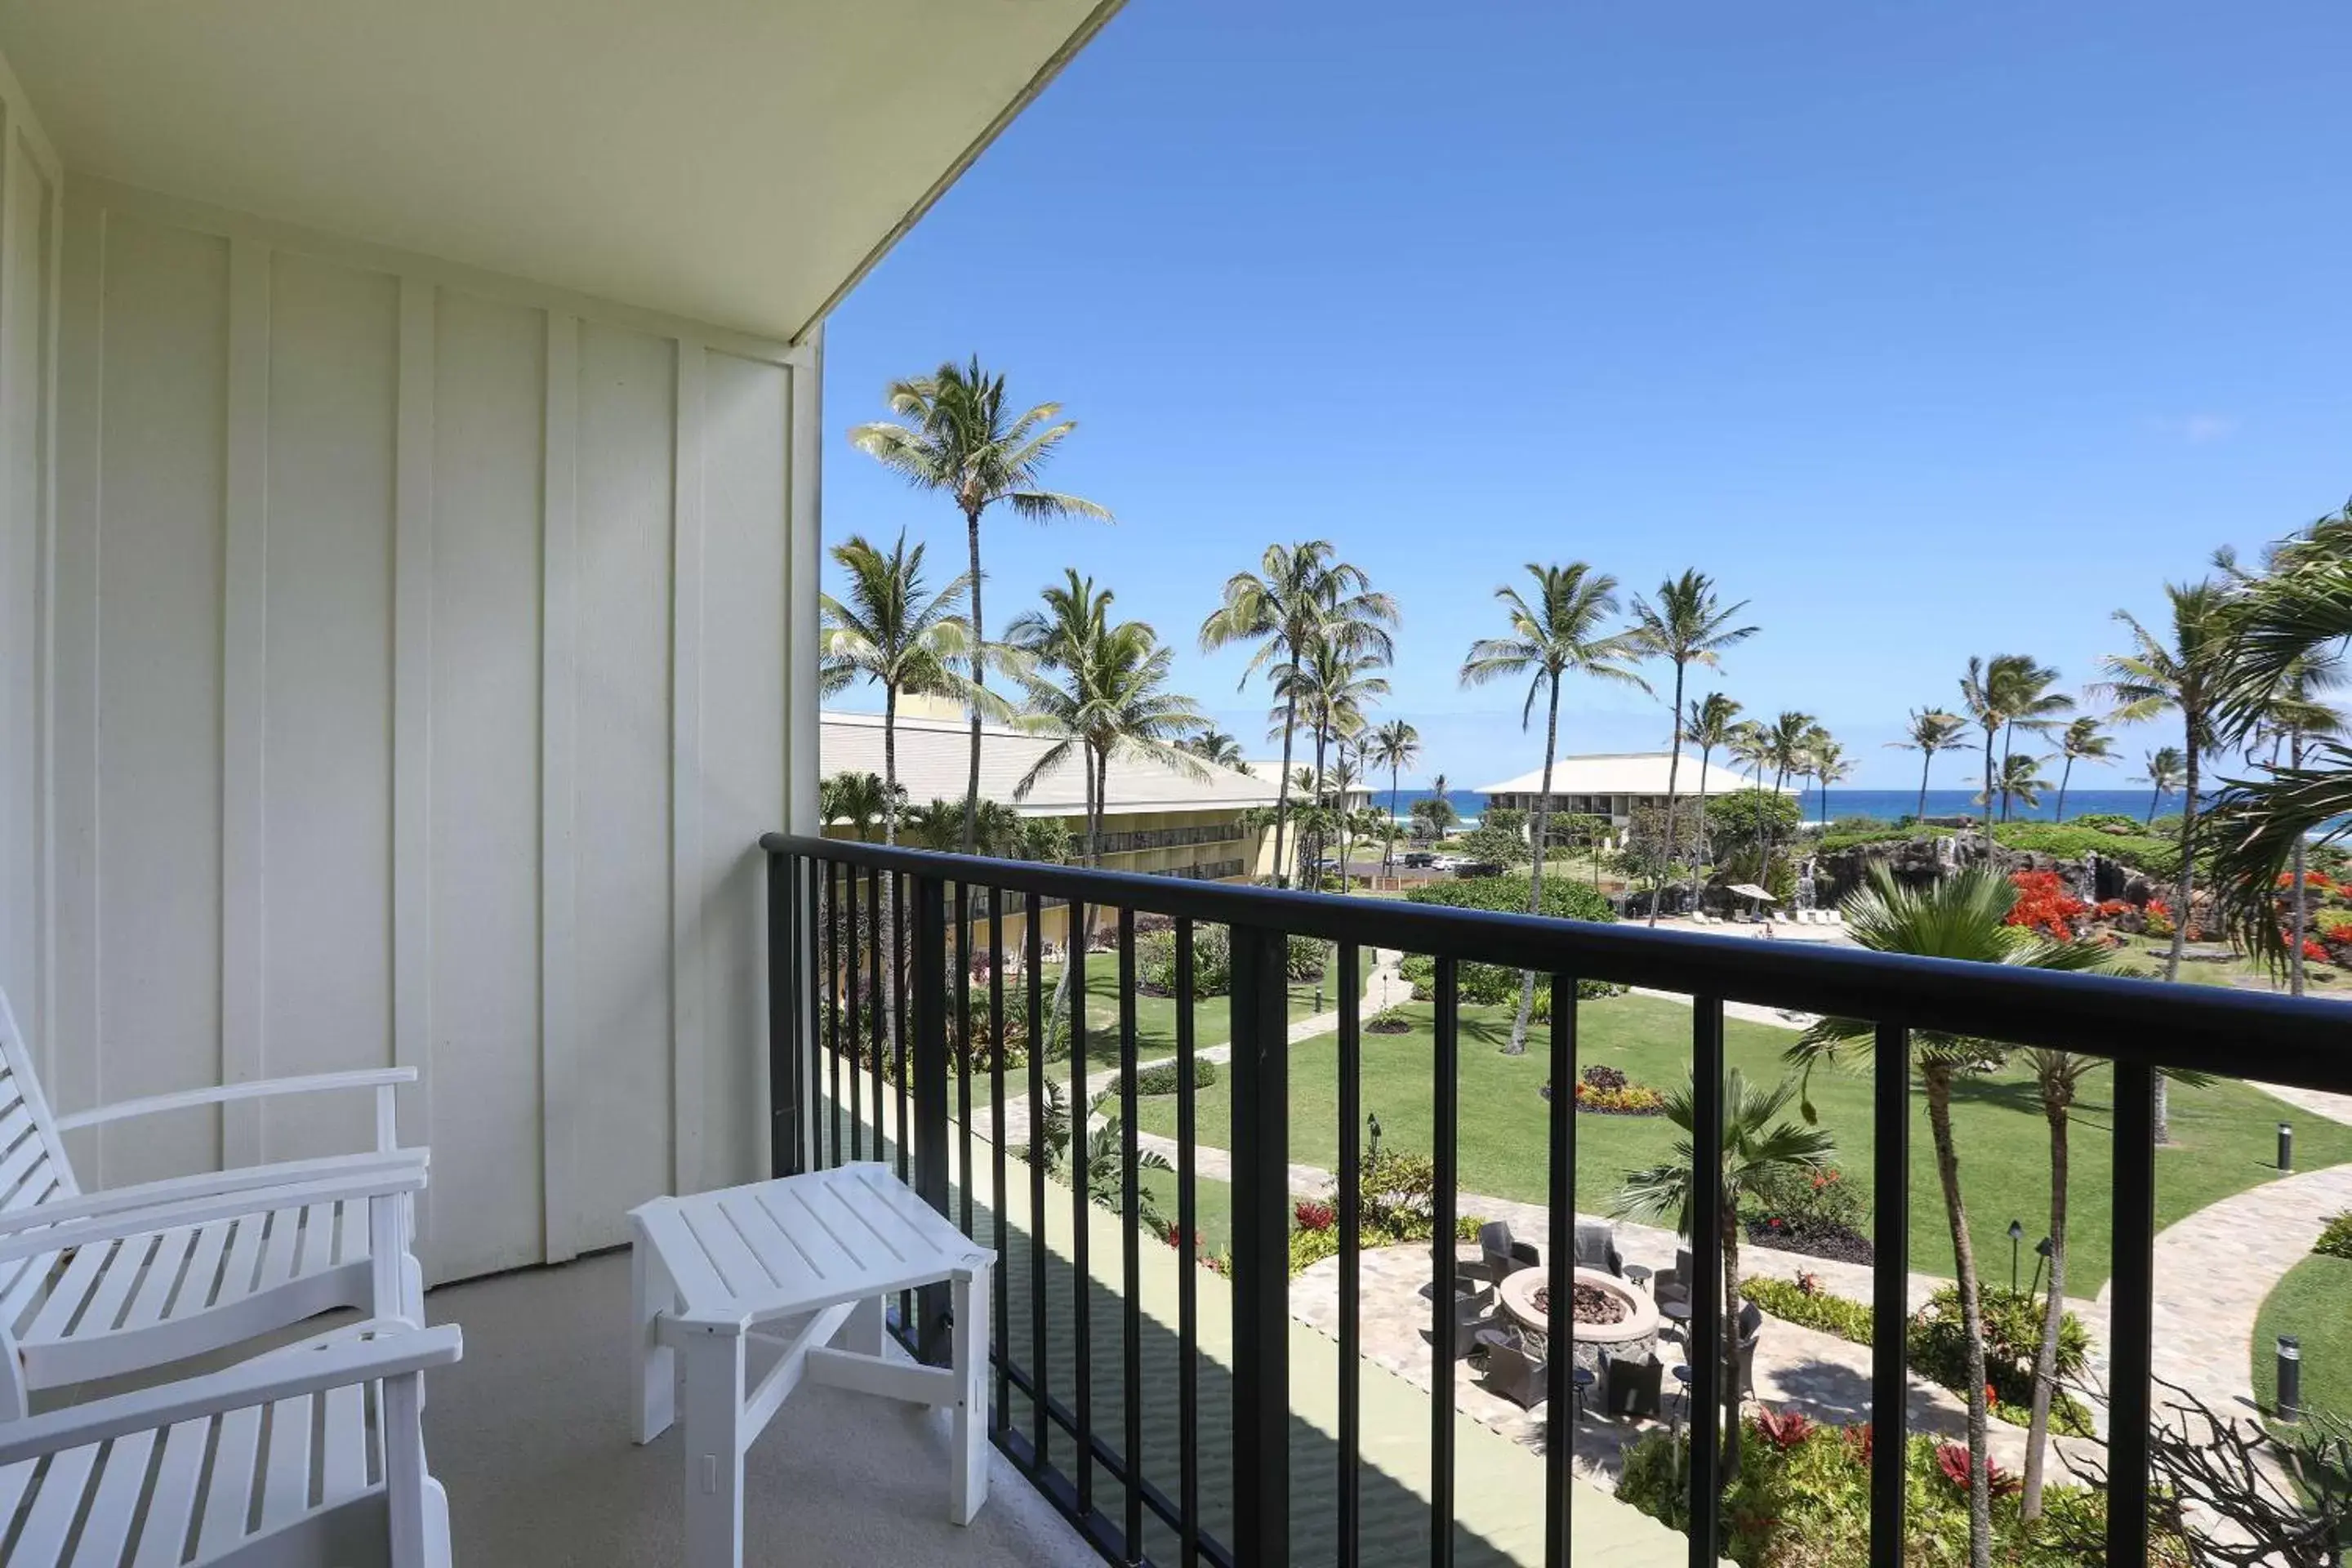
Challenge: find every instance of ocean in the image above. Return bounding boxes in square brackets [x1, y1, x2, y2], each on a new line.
[1368, 784, 2182, 828]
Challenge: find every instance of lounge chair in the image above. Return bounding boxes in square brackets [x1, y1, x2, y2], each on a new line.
[0, 987, 429, 1416]
[0, 1319, 461, 1567]
[1573, 1218, 1624, 1277]
[1823, 908, 1844, 926]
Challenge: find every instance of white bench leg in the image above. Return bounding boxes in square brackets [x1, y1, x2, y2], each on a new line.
[682, 1327, 748, 1568]
[950, 1267, 989, 1526]
[632, 1235, 678, 1444]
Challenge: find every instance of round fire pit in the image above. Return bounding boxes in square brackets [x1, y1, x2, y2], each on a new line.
[1497, 1266, 1659, 1377]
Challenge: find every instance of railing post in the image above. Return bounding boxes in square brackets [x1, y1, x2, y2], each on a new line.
[911, 871, 953, 1365]
[1870, 1022, 1909, 1565]
[1228, 922, 1291, 1563]
[2107, 1061, 2156, 1563]
[768, 849, 803, 1178]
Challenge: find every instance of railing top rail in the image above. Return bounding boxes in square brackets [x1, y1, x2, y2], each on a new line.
[765, 832, 2352, 1094]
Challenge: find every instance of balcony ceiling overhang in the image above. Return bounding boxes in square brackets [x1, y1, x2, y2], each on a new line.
[0, 0, 1117, 341]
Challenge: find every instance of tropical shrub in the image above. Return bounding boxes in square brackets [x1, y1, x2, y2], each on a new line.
[1742, 1163, 1871, 1263]
[2005, 870, 2089, 938]
[1132, 1057, 1218, 1096]
[1910, 1285, 2095, 1435]
[1743, 1274, 1874, 1343]
[1990, 820, 2184, 879]
[1581, 1062, 1628, 1091]
[2067, 812, 2144, 834]
[1137, 924, 1233, 997]
[1571, 1078, 1666, 1116]
[1615, 1422, 2180, 1567]
[1286, 933, 1325, 982]
[1404, 874, 1615, 924]
[1397, 952, 1620, 1009]
[1294, 1199, 1335, 1232]
[2316, 1212, 2352, 1260]
[1365, 1004, 1414, 1033]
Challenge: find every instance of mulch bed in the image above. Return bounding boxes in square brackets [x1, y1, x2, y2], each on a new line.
[1745, 1218, 1873, 1266]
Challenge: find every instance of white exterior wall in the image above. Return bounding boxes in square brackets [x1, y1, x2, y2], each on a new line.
[27, 176, 819, 1284]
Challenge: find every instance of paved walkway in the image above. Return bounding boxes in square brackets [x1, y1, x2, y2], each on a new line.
[2255, 1081, 2352, 1129]
[2105, 1159, 2352, 1422]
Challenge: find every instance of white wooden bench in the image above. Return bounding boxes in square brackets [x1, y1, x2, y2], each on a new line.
[0, 1318, 461, 1566]
[630, 1162, 996, 1568]
[0, 987, 430, 1415]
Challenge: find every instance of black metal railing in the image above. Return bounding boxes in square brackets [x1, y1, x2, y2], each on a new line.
[762, 831, 2352, 1568]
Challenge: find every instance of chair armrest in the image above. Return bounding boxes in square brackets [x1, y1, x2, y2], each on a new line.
[0, 1165, 426, 1267]
[0, 1322, 460, 1467]
[56, 1068, 416, 1152]
[0, 1148, 428, 1240]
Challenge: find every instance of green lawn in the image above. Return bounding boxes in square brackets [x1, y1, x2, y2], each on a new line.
[1128, 991, 2352, 1293]
[2253, 1251, 2352, 1426]
[2109, 937, 2348, 993]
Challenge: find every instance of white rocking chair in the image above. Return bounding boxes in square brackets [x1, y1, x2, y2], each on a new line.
[0, 988, 429, 1413]
[0, 1318, 461, 1566]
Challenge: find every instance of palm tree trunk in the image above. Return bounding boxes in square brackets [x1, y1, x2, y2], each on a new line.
[1982, 728, 1997, 853]
[2289, 729, 2309, 998]
[1509, 677, 1561, 1055]
[1926, 1065, 1995, 1568]
[1272, 678, 1299, 886]
[2145, 782, 2159, 825]
[1387, 762, 1402, 878]
[883, 685, 902, 1047]
[2056, 755, 2074, 823]
[2021, 1077, 2071, 1517]
[1653, 663, 1687, 926]
[2154, 735, 2199, 1143]
[1917, 751, 1932, 822]
[1688, 749, 1712, 912]
[1045, 744, 1102, 1060]
[2000, 721, 2015, 823]
[961, 508, 984, 855]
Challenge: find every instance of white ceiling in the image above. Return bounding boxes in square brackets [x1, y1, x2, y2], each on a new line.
[0, 0, 1115, 342]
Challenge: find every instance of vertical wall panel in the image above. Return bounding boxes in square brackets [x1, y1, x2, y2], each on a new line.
[51, 181, 801, 1278]
[430, 289, 546, 1279]
[572, 321, 675, 1241]
[91, 212, 229, 1187]
[0, 133, 51, 1054]
[259, 252, 399, 1161]
[697, 350, 788, 1189]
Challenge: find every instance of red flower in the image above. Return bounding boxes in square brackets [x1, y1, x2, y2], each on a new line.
[1294, 1200, 1335, 1232]
[1842, 1422, 1873, 1468]
[2003, 871, 2088, 939]
[1752, 1409, 1815, 1450]
[1936, 1442, 2020, 1498]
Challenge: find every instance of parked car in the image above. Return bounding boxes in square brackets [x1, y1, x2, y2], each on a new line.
[1402, 851, 1435, 868]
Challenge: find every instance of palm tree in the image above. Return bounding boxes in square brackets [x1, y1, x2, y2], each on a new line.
[1787, 868, 2112, 1568]
[1727, 719, 1770, 788]
[1281, 632, 1389, 849]
[1365, 719, 1422, 876]
[817, 771, 897, 841]
[2133, 745, 2185, 824]
[1806, 732, 1851, 826]
[1200, 543, 1398, 886]
[1888, 708, 1968, 821]
[2100, 581, 2233, 1017]
[1411, 774, 1459, 844]
[1978, 752, 2049, 817]
[849, 359, 1111, 853]
[1613, 1070, 1834, 1481]
[1763, 711, 1816, 795]
[817, 532, 989, 849]
[1685, 693, 1743, 908]
[1990, 657, 2074, 820]
[1959, 657, 2008, 839]
[1186, 727, 1245, 768]
[1460, 563, 1649, 1054]
[2051, 716, 2116, 822]
[1631, 572, 1758, 926]
[2018, 1045, 2105, 1518]
[2225, 654, 2345, 995]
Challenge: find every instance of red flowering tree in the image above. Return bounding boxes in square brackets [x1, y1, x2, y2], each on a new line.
[2004, 871, 2088, 939]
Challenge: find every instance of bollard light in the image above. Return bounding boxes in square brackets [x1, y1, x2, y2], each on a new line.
[2279, 1121, 2295, 1173]
[2007, 1219, 2025, 1294]
[2278, 1334, 2303, 1423]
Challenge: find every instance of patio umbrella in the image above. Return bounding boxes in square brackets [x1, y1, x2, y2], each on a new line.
[1727, 883, 1779, 920]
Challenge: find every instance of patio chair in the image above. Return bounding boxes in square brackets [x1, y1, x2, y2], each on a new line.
[1601, 1348, 1664, 1419]
[0, 1318, 461, 1566]
[1573, 1218, 1624, 1277]
[1478, 1221, 1539, 1284]
[1735, 1330, 1761, 1401]
[0, 987, 430, 1414]
[1476, 1325, 1550, 1410]
[1430, 1288, 1498, 1359]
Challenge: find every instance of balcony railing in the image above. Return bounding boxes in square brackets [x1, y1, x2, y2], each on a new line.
[760, 831, 2352, 1567]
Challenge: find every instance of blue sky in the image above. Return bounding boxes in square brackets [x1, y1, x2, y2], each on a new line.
[821, 0, 2349, 792]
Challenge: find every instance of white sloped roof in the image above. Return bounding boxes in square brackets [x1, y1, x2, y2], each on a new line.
[1473, 753, 1793, 797]
[823, 711, 1283, 818]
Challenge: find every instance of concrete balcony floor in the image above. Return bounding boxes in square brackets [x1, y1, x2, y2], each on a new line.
[422, 1250, 1100, 1567]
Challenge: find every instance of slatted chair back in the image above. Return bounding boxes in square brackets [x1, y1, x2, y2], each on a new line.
[0, 988, 78, 1222]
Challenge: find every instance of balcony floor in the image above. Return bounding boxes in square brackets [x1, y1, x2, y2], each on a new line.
[421, 1250, 1099, 1568]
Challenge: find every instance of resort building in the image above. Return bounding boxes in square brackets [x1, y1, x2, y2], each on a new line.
[826, 702, 1286, 883]
[1474, 751, 1790, 830]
